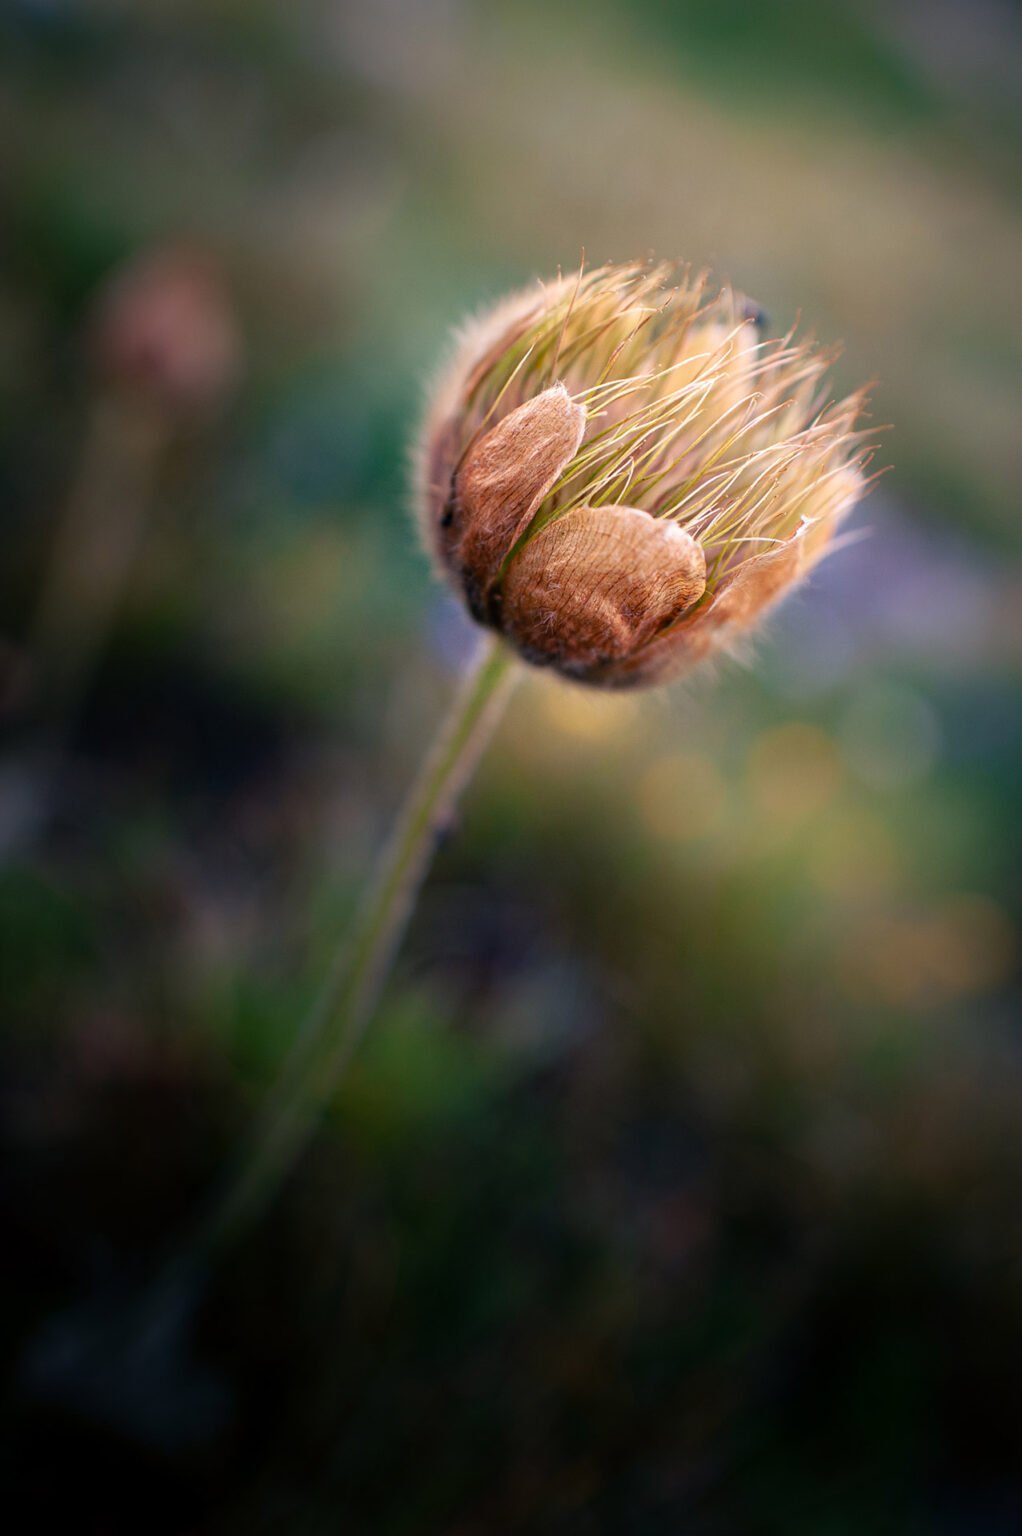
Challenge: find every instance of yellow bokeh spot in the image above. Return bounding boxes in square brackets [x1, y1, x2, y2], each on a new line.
[747, 723, 842, 824]
[842, 893, 1017, 1009]
[808, 808, 902, 900]
[637, 751, 727, 842]
[537, 680, 642, 742]
[927, 893, 1017, 997]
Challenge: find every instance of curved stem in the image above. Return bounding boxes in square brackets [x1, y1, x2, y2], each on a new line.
[193, 633, 516, 1254]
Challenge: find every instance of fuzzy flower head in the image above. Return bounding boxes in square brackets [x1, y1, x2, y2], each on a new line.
[417, 261, 871, 688]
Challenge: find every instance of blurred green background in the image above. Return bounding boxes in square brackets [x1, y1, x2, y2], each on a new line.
[3, 1, 1022, 1530]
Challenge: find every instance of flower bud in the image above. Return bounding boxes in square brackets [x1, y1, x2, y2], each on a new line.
[90, 245, 241, 419]
[416, 262, 869, 688]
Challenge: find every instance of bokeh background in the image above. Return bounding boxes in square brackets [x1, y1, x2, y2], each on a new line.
[3, 1, 1022, 1530]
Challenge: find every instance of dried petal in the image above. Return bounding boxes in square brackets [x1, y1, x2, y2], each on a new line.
[707, 537, 806, 628]
[588, 513, 841, 689]
[450, 385, 585, 618]
[501, 505, 706, 675]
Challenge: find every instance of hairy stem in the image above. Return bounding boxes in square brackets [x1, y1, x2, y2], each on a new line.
[194, 633, 516, 1253]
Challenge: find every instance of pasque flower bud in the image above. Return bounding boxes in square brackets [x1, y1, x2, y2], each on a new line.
[417, 262, 870, 688]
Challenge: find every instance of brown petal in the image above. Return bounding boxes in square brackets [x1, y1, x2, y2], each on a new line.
[705, 537, 806, 628]
[588, 520, 829, 688]
[500, 504, 706, 675]
[453, 385, 585, 618]
[413, 280, 574, 575]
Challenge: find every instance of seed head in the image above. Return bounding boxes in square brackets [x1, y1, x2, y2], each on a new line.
[416, 261, 871, 688]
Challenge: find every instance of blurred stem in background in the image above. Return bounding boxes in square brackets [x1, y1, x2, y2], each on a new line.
[5, 392, 170, 857]
[30, 392, 167, 734]
[4, 247, 240, 860]
[190, 633, 516, 1254]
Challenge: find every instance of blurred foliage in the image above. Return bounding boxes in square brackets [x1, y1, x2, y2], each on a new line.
[2, 0, 1022, 1530]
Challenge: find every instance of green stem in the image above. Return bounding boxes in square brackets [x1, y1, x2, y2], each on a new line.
[193, 633, 516, 1253]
